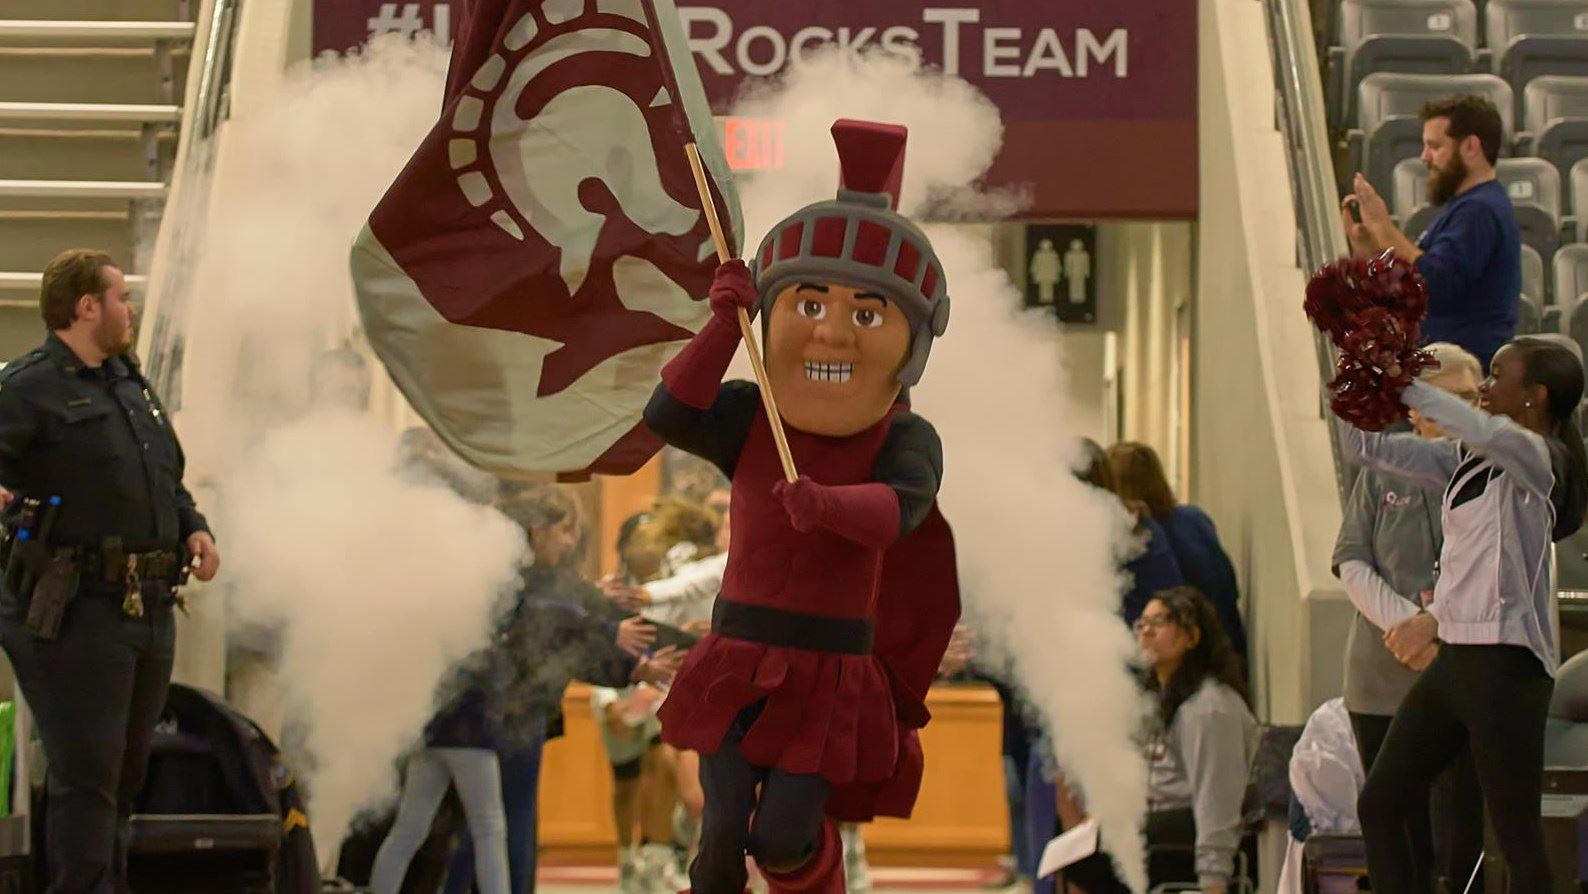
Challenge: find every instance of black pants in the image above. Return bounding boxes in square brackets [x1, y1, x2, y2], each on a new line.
[691, 704, 830, 894]
[1359, 644, 1553, 894]
[1059, 808, 1199, 894]
[0, 588, 176, 894]
[1350, 710, 1486, 893]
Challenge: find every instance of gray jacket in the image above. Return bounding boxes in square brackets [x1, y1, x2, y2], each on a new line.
[1331, 465, 1443, 715]
[1341, 381, 1562, 676]
[1146, 680, 1258, 887]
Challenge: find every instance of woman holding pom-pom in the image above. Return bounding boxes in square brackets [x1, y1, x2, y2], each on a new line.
[1307, 254, 1588, 892]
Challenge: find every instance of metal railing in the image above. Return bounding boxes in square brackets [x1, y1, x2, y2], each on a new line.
[141, 0, 241, 402]
[1265, 0, 1354, 504]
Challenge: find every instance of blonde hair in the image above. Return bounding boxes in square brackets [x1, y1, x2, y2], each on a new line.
[1419, 342, 1483, 384]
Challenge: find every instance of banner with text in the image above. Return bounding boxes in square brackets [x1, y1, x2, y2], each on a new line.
[315, 1, 1197, 218]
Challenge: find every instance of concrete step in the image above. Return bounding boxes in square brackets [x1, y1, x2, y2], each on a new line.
[0, 102, 181, 124]
[0, 180, 166, 200]
[0, 307, 45, 362]
[0, 48, 191, 105]
[0, 127, 177, 181]
[0, 21, 196, 43]
[0, 211, 135, 272]
[0, 0, 191, 22]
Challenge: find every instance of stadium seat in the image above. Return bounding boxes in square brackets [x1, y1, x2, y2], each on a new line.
[1525, 241, 1547, 300]
[1522, 76, 1588, 188]
[1330, 0, 1478, 128]
[1558, 243, 1588, 315]
[1351, 72, 1514, 198]
[1497, 156, 1563, 260]
[1486, 0, 1588, 118]
[1520, 290, 1545, 332]
[1572, 157, 1588, 235]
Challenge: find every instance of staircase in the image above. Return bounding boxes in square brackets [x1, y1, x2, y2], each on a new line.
[0, 0, 197, 360]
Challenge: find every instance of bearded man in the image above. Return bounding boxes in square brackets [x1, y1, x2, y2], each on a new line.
[1340, 94, 1522, 369]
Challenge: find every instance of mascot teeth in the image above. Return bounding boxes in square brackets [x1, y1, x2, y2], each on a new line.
[804, 362, 853, 383]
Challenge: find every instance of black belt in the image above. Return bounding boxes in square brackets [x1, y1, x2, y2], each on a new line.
[78, 548, 183, 583]
[711, 599, 874, 655]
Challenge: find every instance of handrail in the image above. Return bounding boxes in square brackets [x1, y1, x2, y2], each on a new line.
[141, 0, 241, 401]
[1266, 0, 1355, 504]
[191, 0, 238, 141]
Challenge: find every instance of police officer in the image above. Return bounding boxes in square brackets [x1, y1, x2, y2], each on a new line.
[0, 248, 219, 893]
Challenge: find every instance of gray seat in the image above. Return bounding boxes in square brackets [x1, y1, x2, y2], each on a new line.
[1524, 242, 1547, 300]
[1574, 157, 1588, 237]
[1497, 156, 1563, 259]
[1558, 243, 1588, 312]
[1568, 288, 1588, 357]
[1352, 73, 1514, 198]
[1331, 0, 1478, 128]
[1546, 646, 1588, 765]
[1523, 76, 1588, 190]
[1520, 291, 1545, 332]
[1487, 0, 1588, 118]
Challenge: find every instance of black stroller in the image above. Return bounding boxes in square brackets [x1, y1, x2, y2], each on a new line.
[33, 683, 320, 893]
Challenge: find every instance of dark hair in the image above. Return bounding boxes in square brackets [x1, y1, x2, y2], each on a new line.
[40, 248, 116, 330]
[1075, 438, 1117, 492]
[1419, 95, 1503, 166]
[1141, 586, 1250, 726]
[1105, 442, 1178, 519]
[1512, 337, 1588, 540]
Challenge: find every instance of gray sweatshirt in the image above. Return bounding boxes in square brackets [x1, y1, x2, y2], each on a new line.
[1145, 679, 1258, 887]
[1340, 381, 1562, 676]
[1331, 465, 1443, 715]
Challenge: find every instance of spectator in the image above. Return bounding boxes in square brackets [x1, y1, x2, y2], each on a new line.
[1106, 442, 1249, 664]
[1341, 94, 1521, 369]
[444, 485, 684, 894]
[1339, 336, 1587, 892]
[1330, 342, 1486, 891]
[1057, 587, 1259, 894]
[1076, 438, 1186, 624]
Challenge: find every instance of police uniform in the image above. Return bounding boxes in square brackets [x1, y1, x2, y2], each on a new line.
[0, 333, 209, 894]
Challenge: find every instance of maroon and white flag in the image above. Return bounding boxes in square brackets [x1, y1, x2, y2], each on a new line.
[351, 0, 742, 477]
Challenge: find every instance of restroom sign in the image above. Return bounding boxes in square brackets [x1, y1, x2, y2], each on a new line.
[1026, 223, 1098, 324]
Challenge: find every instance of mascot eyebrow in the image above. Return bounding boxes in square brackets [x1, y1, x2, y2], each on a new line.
[795, 282, 890, 304]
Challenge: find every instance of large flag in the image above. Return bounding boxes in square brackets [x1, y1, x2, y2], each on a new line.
[351, 0, 743, 477]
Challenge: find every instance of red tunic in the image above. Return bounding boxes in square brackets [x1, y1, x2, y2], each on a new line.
[658, 402, 960, 821]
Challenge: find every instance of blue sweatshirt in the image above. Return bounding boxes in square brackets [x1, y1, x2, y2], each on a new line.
[1159, 505, 1250, 662]
[1122, 516, 1188, 624]
[1413, 179, 1521, 371]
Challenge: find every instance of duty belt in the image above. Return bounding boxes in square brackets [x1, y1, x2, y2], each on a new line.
[81, 549, 183, 583]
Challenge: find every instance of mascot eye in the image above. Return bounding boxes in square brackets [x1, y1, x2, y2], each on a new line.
[798, 299, 827, 320]
[853, 308, 884, 329]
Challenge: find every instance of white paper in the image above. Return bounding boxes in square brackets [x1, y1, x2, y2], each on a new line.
[1037, 818, 1101, 879]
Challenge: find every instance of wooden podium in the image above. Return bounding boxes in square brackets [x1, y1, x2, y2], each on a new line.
[537, 682, 1010, 867]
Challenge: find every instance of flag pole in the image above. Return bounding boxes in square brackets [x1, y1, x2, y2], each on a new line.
[684, 143, 799, 484]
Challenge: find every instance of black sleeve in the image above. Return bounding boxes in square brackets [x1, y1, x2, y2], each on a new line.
[873, 411, 944, 538]
[642, 380, 760, 479]
[538, 600, 637, 688]
[0, 377, 38, 494]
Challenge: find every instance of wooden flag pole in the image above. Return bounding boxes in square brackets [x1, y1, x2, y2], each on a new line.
[684, 143, 799, 484]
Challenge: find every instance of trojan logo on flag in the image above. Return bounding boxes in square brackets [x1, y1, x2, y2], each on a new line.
[351, 0, 743, 477]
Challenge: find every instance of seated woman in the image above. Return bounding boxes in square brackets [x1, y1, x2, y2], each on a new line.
[1056, 587, 1258, 894]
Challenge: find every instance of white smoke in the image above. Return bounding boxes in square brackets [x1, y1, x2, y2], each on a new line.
[170, 36, 528, 856]
[728, 50, 1148, 889]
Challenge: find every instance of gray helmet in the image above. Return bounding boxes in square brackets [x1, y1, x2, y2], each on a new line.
[749, 120, 950, 387]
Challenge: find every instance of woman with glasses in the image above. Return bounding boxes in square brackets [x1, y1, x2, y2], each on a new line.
[1062, 587, 1257, 894]
[1329, 342, 1485, 892]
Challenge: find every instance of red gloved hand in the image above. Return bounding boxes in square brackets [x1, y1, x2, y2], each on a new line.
[773, 476, 830, 533]
[709, 260, 758, 324]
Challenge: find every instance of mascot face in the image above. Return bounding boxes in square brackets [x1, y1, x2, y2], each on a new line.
[766, 281, 911, 437]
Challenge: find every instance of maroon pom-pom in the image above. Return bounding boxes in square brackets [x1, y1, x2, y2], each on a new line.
[1303, 250, 1436, 431]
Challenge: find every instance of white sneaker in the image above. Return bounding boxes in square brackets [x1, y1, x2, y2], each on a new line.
[619, 844, 644, 894]
[638, 841, 688, 894]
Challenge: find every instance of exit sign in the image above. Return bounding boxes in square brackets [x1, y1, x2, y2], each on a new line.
[720, 117, 786, 172]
